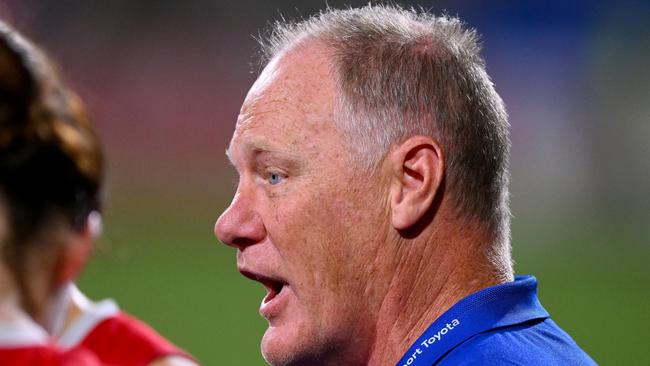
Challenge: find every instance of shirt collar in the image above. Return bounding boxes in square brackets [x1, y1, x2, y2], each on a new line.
[396, 275, 549, 366]
[0, 302, 49, 347]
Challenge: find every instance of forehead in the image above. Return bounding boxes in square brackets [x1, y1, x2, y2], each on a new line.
[228, 44, 340, 159]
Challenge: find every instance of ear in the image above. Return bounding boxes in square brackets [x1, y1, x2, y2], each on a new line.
[53, 216, 98, 286]
[388, 136, 444, 230]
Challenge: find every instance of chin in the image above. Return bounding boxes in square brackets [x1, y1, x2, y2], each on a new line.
[261, 325, 327, 366]
[261, 326, 296, 366]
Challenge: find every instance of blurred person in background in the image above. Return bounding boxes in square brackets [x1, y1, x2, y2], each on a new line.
[215, 5, 596, 366]
[0, 20, 102, 366]
[0, 20, 198, 366]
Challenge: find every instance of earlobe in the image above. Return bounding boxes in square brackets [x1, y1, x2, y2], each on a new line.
[389, 136, 444, 231]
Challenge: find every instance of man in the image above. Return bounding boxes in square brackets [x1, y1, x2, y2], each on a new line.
[215, 5, 596, 366]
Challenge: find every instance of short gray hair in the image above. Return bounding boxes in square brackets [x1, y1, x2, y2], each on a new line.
[259, 5, 511, 261]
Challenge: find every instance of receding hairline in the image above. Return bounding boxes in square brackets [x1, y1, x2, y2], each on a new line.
[256, 5, 480, 69]
[255, 6, 509, 227]
[228, 43, 340, 169]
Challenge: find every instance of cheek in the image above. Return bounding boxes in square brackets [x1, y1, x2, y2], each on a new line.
[274, 195, 346, 264]
[279, 191, 374, 292]
[265, 167, 385, 291]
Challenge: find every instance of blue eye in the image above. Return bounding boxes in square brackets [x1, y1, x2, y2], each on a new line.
[268, 172, 283, 185]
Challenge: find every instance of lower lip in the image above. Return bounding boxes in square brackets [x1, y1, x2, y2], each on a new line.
[260, 285, 289, 320]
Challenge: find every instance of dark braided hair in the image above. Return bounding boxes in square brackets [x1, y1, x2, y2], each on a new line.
[0, 21, 103, 317]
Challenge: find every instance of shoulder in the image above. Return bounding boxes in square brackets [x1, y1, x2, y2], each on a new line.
[90, 311, 172, 344]
[438, 319, 597, 366]
[82, 311, 196, 365]
[89, 311, 186, 349]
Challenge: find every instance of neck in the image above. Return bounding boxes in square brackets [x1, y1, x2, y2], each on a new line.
[0, 262, 42, 330]
[366, 225, 507, 366]
[0, 262, 22, 324]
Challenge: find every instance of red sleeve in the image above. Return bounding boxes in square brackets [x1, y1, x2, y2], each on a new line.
[78, 312, 194, 366]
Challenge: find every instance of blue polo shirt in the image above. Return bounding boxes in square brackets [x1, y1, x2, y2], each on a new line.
[397, 276, 596, 366]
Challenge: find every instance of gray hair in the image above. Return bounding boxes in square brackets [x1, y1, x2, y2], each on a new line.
[259, 5, 512, 270]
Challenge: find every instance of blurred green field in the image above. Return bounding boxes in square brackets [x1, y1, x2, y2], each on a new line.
[77, 189, 650, 365]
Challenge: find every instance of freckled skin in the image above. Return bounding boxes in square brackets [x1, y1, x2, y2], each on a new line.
[216, 45, 392, 365]
[216, 40, 506, 366]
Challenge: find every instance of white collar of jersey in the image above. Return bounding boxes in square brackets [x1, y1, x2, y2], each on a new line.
[0, 302, 50, 347]
[44, 282, 74, 337]
[56, 285, 119, 350]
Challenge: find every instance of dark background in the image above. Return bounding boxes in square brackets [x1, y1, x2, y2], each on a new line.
[2, 1, 648, 364]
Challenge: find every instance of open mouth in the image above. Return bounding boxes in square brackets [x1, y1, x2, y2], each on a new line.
[262, 280, 284, 304]
[239, 269, 286, 304]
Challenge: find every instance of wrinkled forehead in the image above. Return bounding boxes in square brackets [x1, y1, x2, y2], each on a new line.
[230, 44, 339, 155]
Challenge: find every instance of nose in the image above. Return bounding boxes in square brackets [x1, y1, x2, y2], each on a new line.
[214, 192, 266, 250]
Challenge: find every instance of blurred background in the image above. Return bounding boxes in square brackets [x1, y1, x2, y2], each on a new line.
[1, 0, 648, 364]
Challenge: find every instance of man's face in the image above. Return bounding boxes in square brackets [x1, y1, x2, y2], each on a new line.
[214, 47, 390, 365]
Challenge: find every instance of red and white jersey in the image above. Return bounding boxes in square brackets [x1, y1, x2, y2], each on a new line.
[58, 289, 195, 366]
[0, 346, 101, 366]
[0, 308, 100, 366]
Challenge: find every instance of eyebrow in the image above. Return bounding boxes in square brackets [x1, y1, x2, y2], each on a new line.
[225, 143, 301, 169]
[225, 146, 234, 166]
[254, 148, 297, 163]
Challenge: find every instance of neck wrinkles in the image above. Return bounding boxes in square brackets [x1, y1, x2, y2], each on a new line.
[367, 231, 501, 366]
